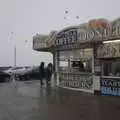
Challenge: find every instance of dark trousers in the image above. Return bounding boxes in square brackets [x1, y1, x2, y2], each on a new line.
[40, 76, 44, 85]
[46, 76, 51, 86]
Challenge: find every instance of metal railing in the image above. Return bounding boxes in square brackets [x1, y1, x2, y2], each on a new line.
[33, 37, 56, 50]
[33, 39, 47, 50]
[33, 32, 57, 50]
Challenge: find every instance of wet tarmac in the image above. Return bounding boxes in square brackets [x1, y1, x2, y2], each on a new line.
[0, 80, 120, 120]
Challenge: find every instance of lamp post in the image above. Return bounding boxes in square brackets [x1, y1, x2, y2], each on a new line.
[9, 32, 30, 67]
[9, 32, 17, 67]
[14, 45, 16, 67]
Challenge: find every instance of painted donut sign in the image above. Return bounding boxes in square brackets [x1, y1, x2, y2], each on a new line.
[56, 18, 120, 46]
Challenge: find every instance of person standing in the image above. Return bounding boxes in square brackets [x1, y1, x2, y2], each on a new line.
[45, 63, 53, 86]
[39, 62, 45, 86]
[10, 72, 17, 88]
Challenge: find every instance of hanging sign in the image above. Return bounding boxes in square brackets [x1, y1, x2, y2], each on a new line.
[56, 28, 77, 45]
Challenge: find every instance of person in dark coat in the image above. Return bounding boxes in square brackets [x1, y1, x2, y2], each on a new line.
[39, 62, 45, 86]
[45, 63, 53, 86]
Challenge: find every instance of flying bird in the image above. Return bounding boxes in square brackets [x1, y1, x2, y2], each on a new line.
[76, 16, 80, 19]
[10, 32, 14, 35]
[65, 10, 68, 14]
[25, 40, 28, 43]
[64, 17, 66, 19]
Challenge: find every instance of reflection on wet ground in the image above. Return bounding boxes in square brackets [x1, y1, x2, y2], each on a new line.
[38, 85, 120, 120]
[0, 81, 120, 120]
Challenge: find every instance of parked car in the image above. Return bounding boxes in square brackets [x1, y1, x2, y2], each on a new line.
[4, 67, 26, 76]
[18, 67, 40, 81]
[4, 66, 40, 81]
[0, 71, 10, 82]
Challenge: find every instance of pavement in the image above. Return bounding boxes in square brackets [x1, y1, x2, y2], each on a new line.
[0, 80, 120, 120]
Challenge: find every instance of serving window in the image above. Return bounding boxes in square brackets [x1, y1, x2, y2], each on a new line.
[59, 48, 92, 73]
[97, 43, 120, 77]
[102, 59, 120, 77]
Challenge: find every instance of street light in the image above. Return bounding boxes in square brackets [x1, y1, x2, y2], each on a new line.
[14, 45, 16, 67]
[9, 32, 17, 67]
[9, 32, 31, 67]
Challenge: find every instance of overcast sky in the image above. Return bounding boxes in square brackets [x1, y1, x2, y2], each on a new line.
[0, 0, 119, 66]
